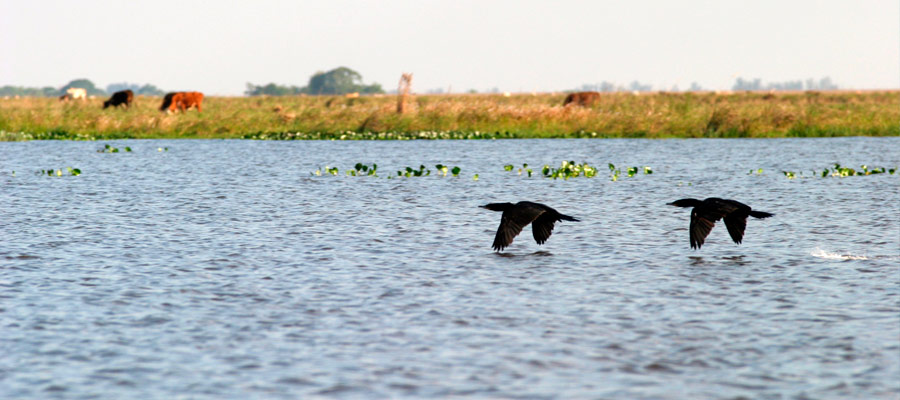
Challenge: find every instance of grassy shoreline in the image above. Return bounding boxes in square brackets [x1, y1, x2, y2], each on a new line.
[1, 91, 897, 141]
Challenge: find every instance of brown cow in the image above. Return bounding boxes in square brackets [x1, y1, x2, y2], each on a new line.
[160, 91, 204, 113]
[563, 91, 601, 107]
[104, 90, 134, 109]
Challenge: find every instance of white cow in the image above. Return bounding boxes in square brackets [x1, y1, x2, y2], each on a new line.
[65, 87, 87, 101]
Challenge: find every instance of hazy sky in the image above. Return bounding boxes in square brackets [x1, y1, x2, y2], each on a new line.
[2, 0, 897, 95]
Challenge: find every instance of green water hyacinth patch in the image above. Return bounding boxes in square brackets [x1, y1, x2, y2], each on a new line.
[778, 164, 897, 179]
[38, 167, 81, 177]
[541, 161, 599, 180]
[313, 163, 463, 179]
[517, 161, 653, 181]
[538, 161, 653, 181]
[98, 144, 131, 153]
[398, 165, 429, 177]
[313, 166, 341, 176]
[346, 163, 378, 176]
[246, 130, 517, 141]
[435, 164, 450, 176]
[504, 163, 533, 177]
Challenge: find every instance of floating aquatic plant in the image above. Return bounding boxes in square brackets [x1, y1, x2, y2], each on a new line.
[535, 161, 653, 181]
[38, 167, 81, 177]
[827, 164, 896, 177]
[347, 163, 377, 176]
[606, 163, 653, 181]
[98, 144, 131, 153]
[778, 163, 897, 179]
[313, 166, 340, 176]
[504, 163, 533, 177]
[314, 163, 463, 179]
[541, 161, 595, 180]
[397, 165, 430, 177]
[158, 147, 168, 152]
[435, 164, 449, 176]
[247, 130, 517, 141]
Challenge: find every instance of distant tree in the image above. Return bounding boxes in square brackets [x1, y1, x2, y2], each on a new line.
[245, 67, 384, 96]
[304, 67, 384, 95]
[0, 85, 57, 97]
[61, 79, 105, 96]
[732, 76, 838, 91]
[106, 82, 165, 96]
[579, 81, 619, 92]
[628, 81, 653, 92]
[107, 82, 136, 93]
[732, 78, 762, 91]
[599, 82, 617, 92]
[808, 77, 838, 90]
[244, 82, 304, 96]
[136, 84, 165, 96]
[768, 80, 803, 91]
[578, 81, 656, 93]
[359, 83, 384, 94]
[689, 82, 704, 91]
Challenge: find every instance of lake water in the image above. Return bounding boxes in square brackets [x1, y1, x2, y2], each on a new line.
[1, 137, 898, 399]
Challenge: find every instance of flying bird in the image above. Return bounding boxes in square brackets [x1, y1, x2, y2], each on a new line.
[667, 198, 774, 249]
[481, 201, 579, 252]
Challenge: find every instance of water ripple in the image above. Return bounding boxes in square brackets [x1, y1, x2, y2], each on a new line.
[0, 138, 898, 399]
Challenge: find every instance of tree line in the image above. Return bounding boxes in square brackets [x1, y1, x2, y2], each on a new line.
[245, 67, 383, 96]
[0, 79, 165, 97]
[731, 77, 838, 91]
[575, 77, 839, 93]
[1, 66, 384, 97]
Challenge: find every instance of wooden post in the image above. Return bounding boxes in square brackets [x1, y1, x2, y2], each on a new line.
[397, 73, 413, 114]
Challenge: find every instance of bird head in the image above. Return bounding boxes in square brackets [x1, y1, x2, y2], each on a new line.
[667, 199, 702, 208]
[481, 203, 513, 212]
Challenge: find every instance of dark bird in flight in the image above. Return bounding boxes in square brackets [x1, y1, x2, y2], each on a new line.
[481, 201, 579, 252]
[667, 198, 774, 249]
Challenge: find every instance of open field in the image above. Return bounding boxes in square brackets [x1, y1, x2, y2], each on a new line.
[1, 91, 897, 140]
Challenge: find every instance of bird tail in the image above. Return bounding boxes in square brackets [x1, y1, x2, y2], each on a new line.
[559, 214, 579, 222]
[749, 211, 774, 219]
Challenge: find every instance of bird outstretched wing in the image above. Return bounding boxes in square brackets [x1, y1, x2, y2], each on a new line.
[723, 214, 748, 244]
[689, 209, 718, 249]
[532, 212, 561, 245]
[492, 205, 545, 251]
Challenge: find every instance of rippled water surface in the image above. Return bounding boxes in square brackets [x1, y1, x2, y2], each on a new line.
[2, 138, 899, 399]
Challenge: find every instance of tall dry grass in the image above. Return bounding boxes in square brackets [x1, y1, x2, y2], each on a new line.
[0, 91, 897, 140]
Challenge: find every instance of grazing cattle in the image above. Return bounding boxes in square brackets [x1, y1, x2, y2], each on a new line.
[160, 91, 204, 113]
[58, 94, 71, 102]
[344, 92, 360, 98]
[66, 88, 88, 101]
[103, 90, 134, 109]
[563, 91, 600, 107]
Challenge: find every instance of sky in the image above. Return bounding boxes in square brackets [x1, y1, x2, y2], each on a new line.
[1, 0, 897, 95]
